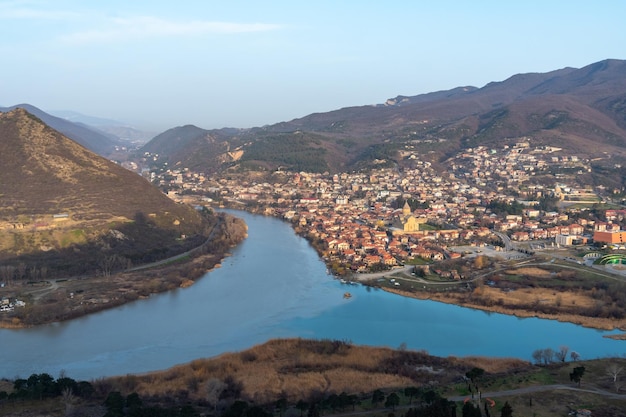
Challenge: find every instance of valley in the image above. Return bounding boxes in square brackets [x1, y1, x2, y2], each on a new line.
[2, 58, 626, 417]
[137, 135, 626, 334]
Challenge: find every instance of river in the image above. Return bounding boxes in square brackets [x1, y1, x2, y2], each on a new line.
[0, 210, 624, 380]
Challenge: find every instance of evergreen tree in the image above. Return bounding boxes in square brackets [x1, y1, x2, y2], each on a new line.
[104, 391, 125, 417]
[462, 401, 481, 417]
[296, 400, 309, 417]
[372, 389, 385, 406]
[570, 366, 586, 387]
[385, 392, 400, 411]
[500, 401, 513, 417]
[307, 403, 320, 417]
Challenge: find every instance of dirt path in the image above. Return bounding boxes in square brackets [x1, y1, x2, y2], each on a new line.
[22, 279, 60, 302]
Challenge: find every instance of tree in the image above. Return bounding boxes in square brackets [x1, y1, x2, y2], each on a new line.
[462, 401, 481, 417]
[104, 391, 125, 417]
[570, 351, 580, 361]
[76, 381, 95, 398]
[307, 403, 320, 417]
[474, 255, 488, 269]
[541, 348, 555, 365]
[555, 345, 569, 362]
[206, 378, 227, 411]
[465, 367, 485, 384]
[606, 363, 623, 392]
[421, 389, 440, 405]
[223, 400, 248, 417]
[180, 404, 200, 417]
[0, 265, 15, 287]
[347, 394, 360, 411]
[570, 366, 586, 387]
[384, 392, 400, 411]
[126, 392, 143, 411]
[275, 397, 288, 417]
[404, 386, 420, 404]
[61, 387, 75, 417]
[372, 389, 385, 406]
[327, 393, 341, 411]
[500, 401, 513, 417]
[248, 405, 272, 417]
[296, 400, 309, 417]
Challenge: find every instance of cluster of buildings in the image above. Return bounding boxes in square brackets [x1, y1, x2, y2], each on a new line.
[0, 297, 25, 312]
[143, 139, 625, 272]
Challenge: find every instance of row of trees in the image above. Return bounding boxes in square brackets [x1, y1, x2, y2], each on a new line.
[107, 383, 517, 417]
[531, 345, 579, 365]
[1, 373, 94, 406]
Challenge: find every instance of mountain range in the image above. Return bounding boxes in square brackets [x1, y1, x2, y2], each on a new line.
[138, 59, 626, 175]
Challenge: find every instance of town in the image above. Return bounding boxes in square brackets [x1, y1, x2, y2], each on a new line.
[142, 138, 626, 276]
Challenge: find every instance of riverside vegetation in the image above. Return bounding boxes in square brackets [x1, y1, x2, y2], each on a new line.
[1, 339, 625, 417]
[0, 212, 248, 328]
[369, 254, 626, 334]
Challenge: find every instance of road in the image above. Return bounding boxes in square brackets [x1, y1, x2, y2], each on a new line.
[126, 216, 224, 272]
[326, 384, 626, 417]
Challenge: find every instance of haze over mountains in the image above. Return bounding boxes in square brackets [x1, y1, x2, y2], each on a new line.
[137, 59, 626, 176]
[0, 103, 125, 155]
[2, 58, 626, 181]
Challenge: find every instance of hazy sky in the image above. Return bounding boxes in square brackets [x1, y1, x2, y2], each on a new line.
[1, 1, 625, 131]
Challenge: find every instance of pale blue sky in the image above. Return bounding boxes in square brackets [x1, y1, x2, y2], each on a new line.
[1, 0, 624, 130]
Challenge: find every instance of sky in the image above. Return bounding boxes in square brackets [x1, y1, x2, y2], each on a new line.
[1, 0, 625, 131]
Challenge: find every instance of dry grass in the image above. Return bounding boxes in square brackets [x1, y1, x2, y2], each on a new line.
[108, 339, 529, 404]
[480, 286, 597, 310]
[386, 283, 626, 331]
[504, 267, 553, 277]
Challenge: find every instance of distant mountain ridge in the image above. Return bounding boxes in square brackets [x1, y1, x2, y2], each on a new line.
[139, 59, 626, 174]
[48, 109, 156, 144]
[0, 104, 122, 155]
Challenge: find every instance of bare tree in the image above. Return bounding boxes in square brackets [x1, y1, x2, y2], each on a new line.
[17, 262, 27, 281]
[541, 348, 555, 365]
[607, 363, 624, 392]
[61, 387, 75, 417]
[98, 255, 122, 277]
[555, 345, 569, 362]
[206, 378, 227, 411]
[0, 265, 15, 286]
[570, 351, 580, 361]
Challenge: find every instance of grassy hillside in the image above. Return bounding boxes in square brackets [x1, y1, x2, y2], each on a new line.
[0, 108, 211, 277]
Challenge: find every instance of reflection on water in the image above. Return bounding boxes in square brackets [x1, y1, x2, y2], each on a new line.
[0, 210, 623, 380]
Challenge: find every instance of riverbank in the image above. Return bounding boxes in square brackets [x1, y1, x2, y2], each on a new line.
[0, 213, 248, 329]
[379, 286, 626, 335]
[221, 204, 626, 335]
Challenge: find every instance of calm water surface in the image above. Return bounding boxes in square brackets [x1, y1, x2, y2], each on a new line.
[1, 210, 624, 380]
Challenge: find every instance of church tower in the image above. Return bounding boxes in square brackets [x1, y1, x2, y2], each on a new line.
[402, 200, 411, 216]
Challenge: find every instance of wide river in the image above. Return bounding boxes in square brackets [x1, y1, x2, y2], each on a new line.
[1, 210, 624, 380]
